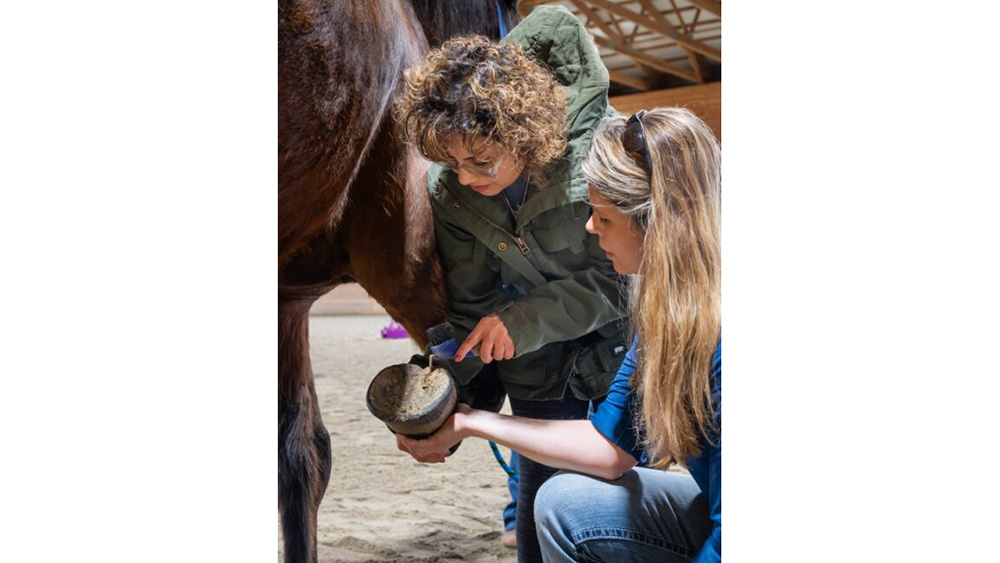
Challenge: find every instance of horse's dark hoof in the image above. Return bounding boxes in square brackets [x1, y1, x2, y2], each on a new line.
[367, 363, 458, 438]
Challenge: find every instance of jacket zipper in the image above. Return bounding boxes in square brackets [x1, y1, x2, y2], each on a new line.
[443, 185, 531, 255]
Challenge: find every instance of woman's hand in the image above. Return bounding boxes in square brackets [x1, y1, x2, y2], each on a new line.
[396, 404, 473, 463]
[455, 313, 514, 363]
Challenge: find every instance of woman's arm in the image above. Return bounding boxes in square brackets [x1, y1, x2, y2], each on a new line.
[396, 404, 637, 481]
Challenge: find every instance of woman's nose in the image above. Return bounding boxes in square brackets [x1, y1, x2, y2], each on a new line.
[585, 215, 597, 234]
[456, 167, 476, 186]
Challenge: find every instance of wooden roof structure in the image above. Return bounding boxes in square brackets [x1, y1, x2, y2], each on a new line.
[518, 0, 721, 96]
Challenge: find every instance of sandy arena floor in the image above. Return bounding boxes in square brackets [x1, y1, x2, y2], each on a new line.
[279, 315, 518, 563]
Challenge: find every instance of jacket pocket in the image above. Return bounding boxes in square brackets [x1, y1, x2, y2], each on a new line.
[497, 346, 558, 387]
[532, 225, 587, 255]
[572, 322, 629, 398]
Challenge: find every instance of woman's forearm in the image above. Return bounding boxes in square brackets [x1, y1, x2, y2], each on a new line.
[457, 409, 636, 480]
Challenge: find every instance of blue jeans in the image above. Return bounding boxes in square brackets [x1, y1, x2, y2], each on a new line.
[503, 450, 520, 532]
[534, 468, 712, 562]
[505, 398, 601, 534]
[508, 395, 593, 563]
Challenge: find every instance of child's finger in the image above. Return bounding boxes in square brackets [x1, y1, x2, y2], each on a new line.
[455, 331, 481, 362]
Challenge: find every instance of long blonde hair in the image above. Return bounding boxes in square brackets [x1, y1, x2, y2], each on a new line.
[582, 108, 721, 469]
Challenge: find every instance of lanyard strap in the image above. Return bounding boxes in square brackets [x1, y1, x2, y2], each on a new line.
[496, 0, 509, 39]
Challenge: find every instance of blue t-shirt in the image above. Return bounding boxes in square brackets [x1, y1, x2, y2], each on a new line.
[590, 339, 722, 563]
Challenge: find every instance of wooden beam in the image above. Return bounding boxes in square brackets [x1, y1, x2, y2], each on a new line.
[667, 0, 691, 33]
[684, 0, 722, 17]
[608, 68, 654, 91]
[571, 0, 657, 84]
[688, 5, 703, 31]
[591, 34, 698, 83]
[624, 8, 641, 43]
[582, 0, 722, 62]
[609, 12, 628, 40]
[609, 82, 721, 140]
[569, 0, 617, 42]
[521, 0, 708, 21]
[637, 0, 703, 83]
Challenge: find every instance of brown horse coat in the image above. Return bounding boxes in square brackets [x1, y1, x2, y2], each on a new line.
[278, 2, 519, 561]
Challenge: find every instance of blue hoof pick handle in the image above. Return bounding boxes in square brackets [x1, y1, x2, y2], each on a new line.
[426, 322, 476, 360]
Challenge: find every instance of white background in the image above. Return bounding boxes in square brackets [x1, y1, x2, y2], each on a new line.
[2, 1, 998, 561]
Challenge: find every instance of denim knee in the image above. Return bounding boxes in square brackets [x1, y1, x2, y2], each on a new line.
[534, 472, 578, 559]
[536, 473, 595, 538]
[536, 469, 712, 563]
[535, 472, 571, 522]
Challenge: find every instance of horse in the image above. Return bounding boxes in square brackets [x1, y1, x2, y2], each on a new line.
[278, 1, 520, 561]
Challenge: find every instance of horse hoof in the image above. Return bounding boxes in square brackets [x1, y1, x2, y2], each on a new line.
[366, 363, 457, 438]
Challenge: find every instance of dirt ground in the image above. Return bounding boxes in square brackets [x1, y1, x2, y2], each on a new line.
[279, 315, 518, 563]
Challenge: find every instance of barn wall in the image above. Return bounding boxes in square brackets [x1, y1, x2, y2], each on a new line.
[610, 82, 721, 141]
[310, 284, 386, 316]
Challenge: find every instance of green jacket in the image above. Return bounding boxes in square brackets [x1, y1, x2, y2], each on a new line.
[429, 5, 628, 401]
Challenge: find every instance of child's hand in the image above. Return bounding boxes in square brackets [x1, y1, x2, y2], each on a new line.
[455, 314, 513, 363]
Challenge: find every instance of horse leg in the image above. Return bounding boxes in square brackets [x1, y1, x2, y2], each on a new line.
[278, 296, 332, 563]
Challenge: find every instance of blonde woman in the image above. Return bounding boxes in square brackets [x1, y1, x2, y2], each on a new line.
[398, 107, 722, 562]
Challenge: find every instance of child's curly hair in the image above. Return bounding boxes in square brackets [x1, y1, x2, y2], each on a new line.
[394, 35, 568, 174]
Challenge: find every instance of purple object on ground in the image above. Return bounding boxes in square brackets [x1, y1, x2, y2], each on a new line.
[380, 321, 408, 339]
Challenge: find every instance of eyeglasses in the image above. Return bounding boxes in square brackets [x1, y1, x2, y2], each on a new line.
[445, 153, 507, 178]
[622, 110, 653, 176]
